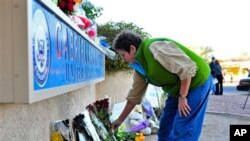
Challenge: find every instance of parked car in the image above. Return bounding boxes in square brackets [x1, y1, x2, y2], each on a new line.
[236, 77, 250, 91]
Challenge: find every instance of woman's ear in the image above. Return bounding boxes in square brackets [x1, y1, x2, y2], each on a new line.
[130, 45, 136, 54]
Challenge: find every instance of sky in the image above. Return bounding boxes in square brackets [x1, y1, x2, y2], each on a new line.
[91, 0, 250, 59]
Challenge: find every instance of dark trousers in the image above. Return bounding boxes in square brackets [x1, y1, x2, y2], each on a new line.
[215, 75, 223, 95]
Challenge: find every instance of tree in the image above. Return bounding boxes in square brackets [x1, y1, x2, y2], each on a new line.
[199, 46, 214, 63]
[188, 45, 214, 63]
[97, 21, 151, 72]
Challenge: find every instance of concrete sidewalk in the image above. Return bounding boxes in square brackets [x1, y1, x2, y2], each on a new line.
[145, 94, 250, 141]
[201, 112, 250, 141]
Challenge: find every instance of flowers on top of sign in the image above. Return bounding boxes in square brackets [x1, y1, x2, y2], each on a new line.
[55, 0, 102, 40]
[58, 0, 76, 15]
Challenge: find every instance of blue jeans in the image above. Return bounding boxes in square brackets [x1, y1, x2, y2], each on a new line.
[158, 76, 213, 141]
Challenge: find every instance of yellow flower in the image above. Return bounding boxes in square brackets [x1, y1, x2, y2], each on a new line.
[135, 133, 145, 141]
[74, 0, 82, 3]
[50, 131, 64, 141]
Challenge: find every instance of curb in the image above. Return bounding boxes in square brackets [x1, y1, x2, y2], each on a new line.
[206, 111, 250, 118]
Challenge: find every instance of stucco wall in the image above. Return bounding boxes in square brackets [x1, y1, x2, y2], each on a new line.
[96, 71, 133, 105]
[0, 71, 133, 141]
[0, 85, 96, 141]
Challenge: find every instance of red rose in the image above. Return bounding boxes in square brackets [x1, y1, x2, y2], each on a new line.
[67, 3, 74, 12]
[58, 1, 66, 9]
[67, 0, 74, 3]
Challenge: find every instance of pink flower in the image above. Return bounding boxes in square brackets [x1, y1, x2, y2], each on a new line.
[88, 28, 96, 39]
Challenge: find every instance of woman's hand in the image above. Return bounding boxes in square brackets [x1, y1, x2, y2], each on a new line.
[111, 101, 136, 130]
[178, 97, 191, 117]
[111, 119, 122, 130]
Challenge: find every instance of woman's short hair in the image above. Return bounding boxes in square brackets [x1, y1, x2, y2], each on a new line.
[112, 30, 142, 52]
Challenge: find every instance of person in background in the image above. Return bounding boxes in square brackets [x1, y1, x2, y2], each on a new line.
[247, 68, 250, 77]
[209, 57, 216, 78]
[215, 60, 223, 95]
[230, 73, 233, 83]
[111, 30, 212, 141]
[209, 56, 217, 94]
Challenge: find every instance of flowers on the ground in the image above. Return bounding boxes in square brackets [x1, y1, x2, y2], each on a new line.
[114, 124, 136, 141]
[86, 98, 111, 129]
[135, 133, 145, 141]
[86, 98, 117, 141]
[50, 131, 64, 141]
[88, 112, 109, 140]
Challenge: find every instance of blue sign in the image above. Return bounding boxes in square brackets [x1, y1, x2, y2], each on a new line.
[32, 1, 105, 90]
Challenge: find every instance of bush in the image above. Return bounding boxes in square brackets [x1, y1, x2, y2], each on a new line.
[97, 21, 151, 72]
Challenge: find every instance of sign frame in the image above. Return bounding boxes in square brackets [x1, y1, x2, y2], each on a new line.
[28, 0, 105, 103]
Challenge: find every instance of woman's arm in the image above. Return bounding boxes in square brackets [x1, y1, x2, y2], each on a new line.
[112, 100, 136, 130]
[112, 72, 148, 130]
[178, 76, 192, 117]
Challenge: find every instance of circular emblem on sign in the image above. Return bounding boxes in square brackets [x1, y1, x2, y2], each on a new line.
[32, 9, 50, 87]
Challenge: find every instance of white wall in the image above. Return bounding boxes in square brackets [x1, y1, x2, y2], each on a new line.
[0, 85, 96, 141]
[0, 71, 134, 141]
[96, 71, 133, 105]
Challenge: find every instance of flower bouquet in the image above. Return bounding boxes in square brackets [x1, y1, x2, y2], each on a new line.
[88, 111, 109, 140]
[58, 0, 77, 15]
[86, 98, 117, 141]
[50, 119, 73, 141]
[114, 124, 136, 141]
[72, 111, 101, 141]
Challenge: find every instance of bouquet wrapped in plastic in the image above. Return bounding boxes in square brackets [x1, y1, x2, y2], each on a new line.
[88, 112, 109, 140]
[50, 119, 73, 141]
[72, 111, 101, 141]
[86, 98, 117, 141]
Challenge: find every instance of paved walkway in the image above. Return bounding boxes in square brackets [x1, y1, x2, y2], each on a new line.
[145, 93, 250, 141]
